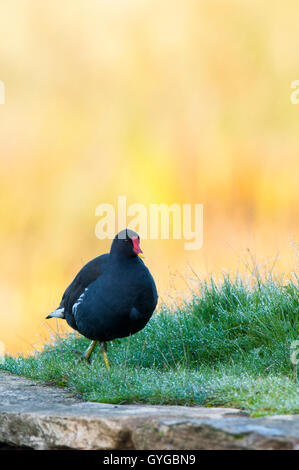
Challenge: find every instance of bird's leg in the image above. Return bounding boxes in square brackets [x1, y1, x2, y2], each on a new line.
[73, 340, 97, 362]
[84, 340, 98, 361]
[101, 341, 110, 370]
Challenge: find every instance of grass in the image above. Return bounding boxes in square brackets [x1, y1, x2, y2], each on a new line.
[1, 273, 298, 417]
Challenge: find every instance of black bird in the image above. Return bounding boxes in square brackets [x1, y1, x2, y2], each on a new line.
[46, 229, 158, 369]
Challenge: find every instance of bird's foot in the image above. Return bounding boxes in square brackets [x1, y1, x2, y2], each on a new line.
[72, 340, 97, 363]
[72, 349, 91, 363]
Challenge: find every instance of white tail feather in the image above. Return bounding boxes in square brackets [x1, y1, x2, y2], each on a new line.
[46, 307, 65, 319]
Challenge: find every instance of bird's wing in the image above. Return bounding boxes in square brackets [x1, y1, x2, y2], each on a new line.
[60, 253, 109, 319]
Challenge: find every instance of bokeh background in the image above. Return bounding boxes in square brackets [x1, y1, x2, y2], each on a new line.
[0, 0, 298, 355]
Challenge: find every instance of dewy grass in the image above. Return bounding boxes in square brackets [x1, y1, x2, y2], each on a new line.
[1, 273, 298, 416]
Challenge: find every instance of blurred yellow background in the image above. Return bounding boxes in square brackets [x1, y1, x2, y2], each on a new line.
[0, 0, 298, 355]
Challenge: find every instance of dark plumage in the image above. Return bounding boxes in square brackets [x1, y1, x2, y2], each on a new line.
[46, 229, 158, 367]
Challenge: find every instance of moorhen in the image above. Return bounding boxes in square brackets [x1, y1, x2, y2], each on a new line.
[46, 229, 158, 369]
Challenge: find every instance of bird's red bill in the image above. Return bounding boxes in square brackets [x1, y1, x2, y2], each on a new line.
[132, 237, 143, 255]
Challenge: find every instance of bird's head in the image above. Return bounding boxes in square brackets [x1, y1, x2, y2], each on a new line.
[110, 229, 143, 259]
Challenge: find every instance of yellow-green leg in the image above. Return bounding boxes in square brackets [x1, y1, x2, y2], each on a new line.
[84, 340, 97, 361]
[73, 340, 97, 362]
[101, 342, 110, 370]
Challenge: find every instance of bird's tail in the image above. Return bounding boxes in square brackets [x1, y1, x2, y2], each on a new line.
[46, 307, 65, 319]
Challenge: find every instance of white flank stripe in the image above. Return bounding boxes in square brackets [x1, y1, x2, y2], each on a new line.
[72, 288, 88, 320]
